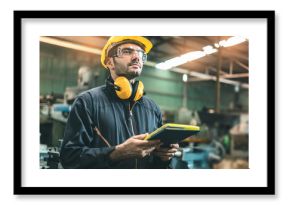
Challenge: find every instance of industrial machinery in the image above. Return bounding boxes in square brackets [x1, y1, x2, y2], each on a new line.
[40, 66, 98, 168]
[40, 143, 62, 169]
[169, 107, 248, 169]
[170, 138, 225, 169]
[64, 66, 98, 104]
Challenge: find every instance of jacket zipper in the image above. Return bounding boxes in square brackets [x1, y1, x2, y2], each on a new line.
[129, 103, 138, 169]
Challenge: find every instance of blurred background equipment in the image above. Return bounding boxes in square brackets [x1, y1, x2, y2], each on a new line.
[40, 65, 99, 168]
[171, 140, 225, 169]
[229, 113, 248, 158]
[177, 107, 192, 124]
[64, 65, 99, 104]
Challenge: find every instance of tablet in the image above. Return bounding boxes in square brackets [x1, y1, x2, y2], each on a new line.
[144, 123, 200, 145]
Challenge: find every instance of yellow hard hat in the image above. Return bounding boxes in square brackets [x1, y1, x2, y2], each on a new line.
[101, 36, 153, 68]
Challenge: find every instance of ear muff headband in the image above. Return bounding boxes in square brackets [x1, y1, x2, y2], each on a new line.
[130, 81, 139, 101]
[113, 77, 144, 101]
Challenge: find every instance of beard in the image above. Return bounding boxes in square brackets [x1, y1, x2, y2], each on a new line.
[127, 68, 142, 79]
[118, 70, 141, 80]
[115, 61, 142, 80]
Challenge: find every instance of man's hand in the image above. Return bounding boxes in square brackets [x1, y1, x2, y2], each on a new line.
[153, 144, 179, 161]
[109, 134, 162, 161]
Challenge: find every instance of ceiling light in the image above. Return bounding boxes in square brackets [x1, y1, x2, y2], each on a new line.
[182, 74, 188, 82]
[214, 43, 220, 48]
[202, 45, 218, 55]
[156, 36, 247, 70]
[218, 40, 227, 47]
[220, 36, 247, 47]
[156, 51, 205, 70]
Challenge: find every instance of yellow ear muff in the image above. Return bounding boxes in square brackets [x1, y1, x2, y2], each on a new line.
[133, 81, 144, 101]
[114, 76, 132, 100]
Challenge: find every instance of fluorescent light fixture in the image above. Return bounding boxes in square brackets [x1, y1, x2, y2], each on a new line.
[218, 40, 227, 47]
[156, 51, 205, 70]
[183, 51, 206, 60]
[156, 36, 247, 70]
[202, 45, 218, 55]
[214, 43, 220, 48]
[219, 36, 247, 47]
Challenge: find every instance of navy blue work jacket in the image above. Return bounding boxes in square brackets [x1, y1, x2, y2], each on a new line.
[60, 78, 168, 169]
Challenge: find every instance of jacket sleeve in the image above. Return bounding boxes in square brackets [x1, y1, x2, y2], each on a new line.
[60, 95, 116, 169]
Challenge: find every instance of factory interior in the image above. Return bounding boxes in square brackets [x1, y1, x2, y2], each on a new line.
[40, 36, 249, 169]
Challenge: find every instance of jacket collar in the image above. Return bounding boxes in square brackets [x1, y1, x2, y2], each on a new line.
[105, 75, 119, 100]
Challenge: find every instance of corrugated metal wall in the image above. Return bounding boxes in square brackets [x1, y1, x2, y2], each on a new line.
[140, 67, 183, 111]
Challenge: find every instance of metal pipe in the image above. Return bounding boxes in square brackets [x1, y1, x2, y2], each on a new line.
[183, 82, 188, 108]
[215, 47, 222, 113]
[230, 60, 233, 74]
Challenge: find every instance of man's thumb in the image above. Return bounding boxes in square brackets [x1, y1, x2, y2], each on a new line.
[132, 133, 148, 140]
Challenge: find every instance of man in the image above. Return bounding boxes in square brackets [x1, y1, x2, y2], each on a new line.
[60, 36, 179, 168]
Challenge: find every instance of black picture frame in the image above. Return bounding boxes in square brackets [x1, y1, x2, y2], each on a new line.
[14, 10, 275, 195]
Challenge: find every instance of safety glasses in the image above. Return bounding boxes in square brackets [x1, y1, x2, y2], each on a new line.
[112, 46, 147, 63]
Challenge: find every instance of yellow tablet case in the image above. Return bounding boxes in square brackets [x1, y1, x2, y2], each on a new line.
[144, 123, 200, 145]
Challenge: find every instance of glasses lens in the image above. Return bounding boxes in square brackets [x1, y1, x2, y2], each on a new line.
[119, 48, 147, 62]
[140, 52, 147, 62]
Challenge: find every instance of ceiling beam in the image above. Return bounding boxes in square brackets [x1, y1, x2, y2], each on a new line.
[172, 68, 249, 89]
[221, 73, 249, 78]
[40, 36, 102, 55]
[234, 60, 249, 70]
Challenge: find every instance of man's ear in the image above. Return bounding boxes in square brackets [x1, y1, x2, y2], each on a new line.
[106, 58, 115, 70]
